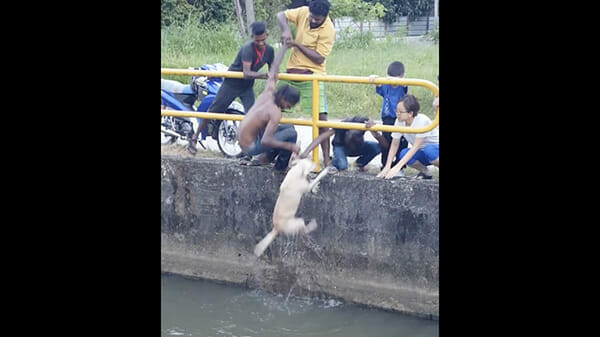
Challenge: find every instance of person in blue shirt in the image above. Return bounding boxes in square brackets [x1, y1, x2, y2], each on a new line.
[368, 61, 409, 174]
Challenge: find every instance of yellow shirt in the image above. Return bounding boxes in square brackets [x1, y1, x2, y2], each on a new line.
[284, 6, 335, 74]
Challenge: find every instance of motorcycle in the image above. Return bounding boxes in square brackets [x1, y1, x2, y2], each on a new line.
[161, 63, 245, 158]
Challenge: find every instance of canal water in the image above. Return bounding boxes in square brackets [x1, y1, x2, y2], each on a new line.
[161, 273, 438, 337]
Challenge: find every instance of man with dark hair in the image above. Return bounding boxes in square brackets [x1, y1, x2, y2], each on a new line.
[238, 40, 301, 172]
[307, 116, 388, 174]
[276, 0, 335, 168]
[188, 21, 275, 155]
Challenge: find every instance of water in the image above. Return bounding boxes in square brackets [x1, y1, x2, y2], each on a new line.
[161, 273, 438, 337]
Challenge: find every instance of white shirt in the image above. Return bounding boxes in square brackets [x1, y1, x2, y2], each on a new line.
[391, 114, 439, 149]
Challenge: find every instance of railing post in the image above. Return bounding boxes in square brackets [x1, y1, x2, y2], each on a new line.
[311, 78, 320, 171]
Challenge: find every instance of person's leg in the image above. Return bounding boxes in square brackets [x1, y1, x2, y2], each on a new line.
[317, 82, 330, 167]
[331, 145, 348, 171]
[423, 144, 439, 167]
[398, 136, 409, 167]
[319, 113, 330, 167]
[355, 141, 381, 169]
[272, 124, 298, 171]
[238, 87, 256, 114]
[187, 82, 239, 155]
[403, 146, 435, 179]
[412, 144, 439, 178]
[289, 80, 331, 167]
[380, 116, 396, 167]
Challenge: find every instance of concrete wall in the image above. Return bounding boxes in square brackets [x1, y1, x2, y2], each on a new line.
[161, 155, 439, 319]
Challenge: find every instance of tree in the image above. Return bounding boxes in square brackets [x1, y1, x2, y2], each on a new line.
[246, 0, 255, 31]
[329, 0, 387, 31]
[434, 0, 438, 27]
[232, 0, 247, 36]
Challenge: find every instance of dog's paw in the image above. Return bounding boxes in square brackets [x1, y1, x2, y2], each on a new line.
[310, 181, 320, 194]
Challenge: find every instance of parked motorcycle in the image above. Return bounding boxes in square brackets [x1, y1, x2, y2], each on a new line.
[161, 63, 245, 158]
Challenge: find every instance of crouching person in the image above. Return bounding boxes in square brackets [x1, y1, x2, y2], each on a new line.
[377, 94, 439, 179]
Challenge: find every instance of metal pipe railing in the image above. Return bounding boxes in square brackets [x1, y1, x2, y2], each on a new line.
[161, 68, 438, 169]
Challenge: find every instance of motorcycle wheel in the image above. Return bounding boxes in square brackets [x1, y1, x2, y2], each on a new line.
[216, 111, 243, 158]
[161, 116, 178, 144]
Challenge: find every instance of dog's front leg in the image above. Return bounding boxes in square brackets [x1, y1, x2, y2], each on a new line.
[307, 166, 330, 194]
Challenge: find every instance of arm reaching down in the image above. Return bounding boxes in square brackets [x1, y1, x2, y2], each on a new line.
[299, 128, 335, 158]
[264, 40, 290, 92]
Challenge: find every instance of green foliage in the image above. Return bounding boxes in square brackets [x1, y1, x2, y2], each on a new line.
[330, 0, 387, 22]
[161, 0, 197, 27]
[373, 0, 435, 23]
[161, 21, 243, 56]
[423, 24, 438, 44]
[161, 4, 439, 121]
[161, 0, 436, 28]
[334, 28, 374, 49]
[161, 0, 234, 27]
[385, 25, 408, 42]
[161, 22, 245, 84]
[324, 37, 439, 120]
[252, 0, 290, 40]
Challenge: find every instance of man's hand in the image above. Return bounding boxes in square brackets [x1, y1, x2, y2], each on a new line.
[366, 119, 383, 138]
[368, 74, 378, 83]
[310, 181, 321, 194]
[290, 143, 301, 154]
[286, 39, 297, 48]
[281, 32, 293, 46]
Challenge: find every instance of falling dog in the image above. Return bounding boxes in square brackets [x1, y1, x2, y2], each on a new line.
[254, 158, 330, 257]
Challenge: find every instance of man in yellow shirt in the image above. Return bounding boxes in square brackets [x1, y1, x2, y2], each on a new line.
[276, 0, 335, 167]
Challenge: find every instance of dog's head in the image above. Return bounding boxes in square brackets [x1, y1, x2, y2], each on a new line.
[289, 157, 316, 177]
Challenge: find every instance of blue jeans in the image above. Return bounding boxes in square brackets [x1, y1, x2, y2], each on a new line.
[245, 124, 297, 171]
[397, 144, 439, 165]
[332, 141, 381, 170]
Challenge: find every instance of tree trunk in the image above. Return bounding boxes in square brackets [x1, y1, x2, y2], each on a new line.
[245, 0, 255, 30]
[434, 0, 439, 27]
[232, 0, 247, 37]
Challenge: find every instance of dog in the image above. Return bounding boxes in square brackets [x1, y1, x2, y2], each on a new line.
[254, 157, 330, 257]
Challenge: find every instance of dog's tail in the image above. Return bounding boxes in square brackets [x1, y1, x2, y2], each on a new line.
[254, 230, 278, 257]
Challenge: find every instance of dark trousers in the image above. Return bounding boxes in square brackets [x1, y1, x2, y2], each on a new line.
[208, 80, 255, 113]
[245, 124, 298, 171]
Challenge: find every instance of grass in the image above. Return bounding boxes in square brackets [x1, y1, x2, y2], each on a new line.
[161, 23, 439, 121]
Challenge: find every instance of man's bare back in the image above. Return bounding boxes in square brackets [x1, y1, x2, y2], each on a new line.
[238, 40, 300, 155]
[238, 86, 281, 149]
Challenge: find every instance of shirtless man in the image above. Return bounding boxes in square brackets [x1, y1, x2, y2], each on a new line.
[238, 40, 301, 172]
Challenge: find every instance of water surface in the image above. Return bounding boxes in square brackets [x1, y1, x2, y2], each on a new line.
[161, 273, 438, 337]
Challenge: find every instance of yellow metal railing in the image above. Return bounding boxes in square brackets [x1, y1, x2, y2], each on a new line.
[161, 68, 439, 169]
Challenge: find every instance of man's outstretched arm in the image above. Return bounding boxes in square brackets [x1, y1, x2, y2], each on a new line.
[264, 40, 289, 92]
[299, 128, 335, 158]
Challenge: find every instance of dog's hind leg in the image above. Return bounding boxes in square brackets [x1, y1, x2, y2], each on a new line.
[280, 218, 308, 236]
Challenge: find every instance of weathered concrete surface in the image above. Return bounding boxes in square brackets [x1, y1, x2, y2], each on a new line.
[161, 155, 439, 319]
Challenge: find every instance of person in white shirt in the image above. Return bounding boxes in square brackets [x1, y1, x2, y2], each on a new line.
[376, 94, 439, 180]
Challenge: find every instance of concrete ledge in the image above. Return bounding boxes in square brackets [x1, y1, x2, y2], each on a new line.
[161, 155, 439, 319]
